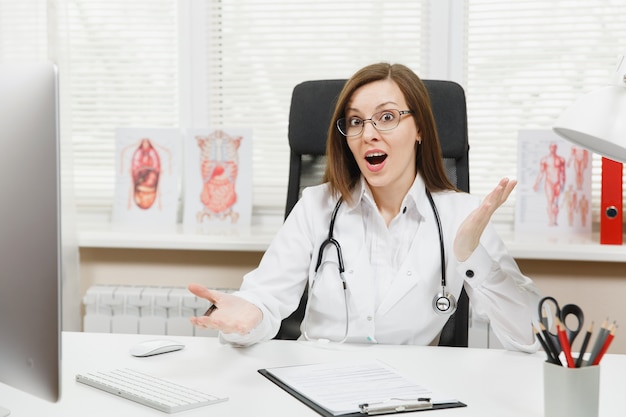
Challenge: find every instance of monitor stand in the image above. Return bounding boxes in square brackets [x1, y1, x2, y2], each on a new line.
[0, 405, 10, 416]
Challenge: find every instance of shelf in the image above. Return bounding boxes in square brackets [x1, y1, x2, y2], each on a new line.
[77, 222, 626, 263]
[498, 231, 626, 262]
[77, 222, 279, 252]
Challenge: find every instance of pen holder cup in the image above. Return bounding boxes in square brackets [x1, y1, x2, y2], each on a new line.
[544, 361, 600, 417]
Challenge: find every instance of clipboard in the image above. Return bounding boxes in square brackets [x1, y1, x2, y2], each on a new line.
[258, 361, 466, 416]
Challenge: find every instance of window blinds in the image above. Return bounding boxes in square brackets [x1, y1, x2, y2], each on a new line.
[3, 0, 626, 231]
[203, 0, 428, 217]
[0, 1, 48, 62]
[61, 0, 179, 217]
[465, 0, 626, 225]
[60, 0, 427, 220]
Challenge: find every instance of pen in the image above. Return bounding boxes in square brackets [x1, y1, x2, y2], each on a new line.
[204, 304, 217, 317]
[555, 318, 575, 368]
[575, 322, 593, 368]
[533, 325, 560, 365]
[591, 323, 617, 366]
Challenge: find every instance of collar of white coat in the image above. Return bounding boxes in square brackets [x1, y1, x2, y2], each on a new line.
[347, 174, 431, 222]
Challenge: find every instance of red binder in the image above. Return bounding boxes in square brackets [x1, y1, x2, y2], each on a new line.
[600, 157, 623, 245]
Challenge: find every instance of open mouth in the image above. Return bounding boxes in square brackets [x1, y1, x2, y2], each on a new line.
[365, 152, 387, 165]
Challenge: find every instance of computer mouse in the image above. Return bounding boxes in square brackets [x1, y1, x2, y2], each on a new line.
[129, 339, 185, 357]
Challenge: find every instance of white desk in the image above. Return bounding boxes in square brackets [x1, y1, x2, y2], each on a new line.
[1, 332, 623, 416]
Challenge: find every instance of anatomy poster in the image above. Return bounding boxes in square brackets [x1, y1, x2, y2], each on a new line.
[515, 129, 592, 237]
[112, 128, 180, 226]
[182, 128, 253, 231]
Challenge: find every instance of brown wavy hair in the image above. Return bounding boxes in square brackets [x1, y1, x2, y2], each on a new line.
[324, 63, 456, 204]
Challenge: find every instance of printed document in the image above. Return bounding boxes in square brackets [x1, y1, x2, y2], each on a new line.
[262, 360, 458, 416]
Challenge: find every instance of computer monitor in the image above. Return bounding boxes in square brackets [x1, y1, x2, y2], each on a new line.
[0, 63, 61, 416]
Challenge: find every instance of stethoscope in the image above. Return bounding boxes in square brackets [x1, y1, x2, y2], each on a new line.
[302, 189, 457, 343]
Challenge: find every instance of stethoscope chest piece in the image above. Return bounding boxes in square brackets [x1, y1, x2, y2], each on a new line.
[433, 290, 457, 316]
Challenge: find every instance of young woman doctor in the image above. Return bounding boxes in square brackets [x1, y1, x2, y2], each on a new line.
[189, 63, 541, 352]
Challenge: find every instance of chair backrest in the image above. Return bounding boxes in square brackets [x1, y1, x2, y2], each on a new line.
[275, 79, 470, 347]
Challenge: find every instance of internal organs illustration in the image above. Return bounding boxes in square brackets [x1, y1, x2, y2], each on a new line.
[196, 130, 242, 223]
[121, 138, 171, 210]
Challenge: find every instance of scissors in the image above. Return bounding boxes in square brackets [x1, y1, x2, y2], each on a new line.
[538, 296, 584, 353]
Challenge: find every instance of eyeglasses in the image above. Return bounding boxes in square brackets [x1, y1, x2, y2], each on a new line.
[336, 109, 413, 137]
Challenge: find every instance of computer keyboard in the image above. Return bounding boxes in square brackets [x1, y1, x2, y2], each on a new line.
[76, 368, 228, 413]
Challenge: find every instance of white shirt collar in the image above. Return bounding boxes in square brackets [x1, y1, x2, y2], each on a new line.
[347, 174, 429, 221]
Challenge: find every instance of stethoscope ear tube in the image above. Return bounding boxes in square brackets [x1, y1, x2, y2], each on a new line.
[314, 199, 345, 274]
[306, 199, 349, 343]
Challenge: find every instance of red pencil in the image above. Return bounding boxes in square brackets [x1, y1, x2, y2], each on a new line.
[591, 324, 617, 366]
[556, 318, 575, 368]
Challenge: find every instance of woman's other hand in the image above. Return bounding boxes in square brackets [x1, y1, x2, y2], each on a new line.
[187, 283, 263, 335]
[453, 178, 516, 262]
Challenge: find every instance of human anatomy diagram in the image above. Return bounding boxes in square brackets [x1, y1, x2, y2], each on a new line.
[532, 142, 592, 228]
[195, 130, 242, 224]
[567, 146, 589, 191]
[533, 142, 566, 226]
[119, 138, 172, 210]
[518, 132, 592, 233]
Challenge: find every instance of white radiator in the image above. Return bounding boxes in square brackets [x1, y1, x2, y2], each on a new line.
[83, 284, 500, 348]
[83, 285, 234, 337]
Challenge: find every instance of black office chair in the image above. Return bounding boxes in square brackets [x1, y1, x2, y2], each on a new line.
[275, 79, 470, 347]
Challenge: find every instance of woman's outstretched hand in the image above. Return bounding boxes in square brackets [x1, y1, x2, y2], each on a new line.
[188, 283, 262, 335]
[453, 178, 516, 262]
